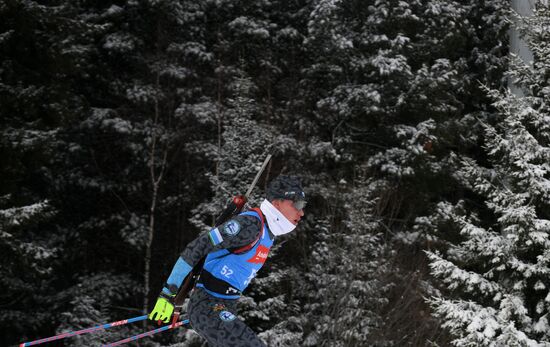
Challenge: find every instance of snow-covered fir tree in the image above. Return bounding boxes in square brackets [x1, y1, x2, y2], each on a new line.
[427, 3, 550, 345]
[297, 174, 391, 347]
[297, 0, 509, 344]
[0, 1, 213, 344]
[0, 199, 55, 343]
[0, 1, 91, 343]
[188, 74, 275, 231]
[0, 0, 514, 345]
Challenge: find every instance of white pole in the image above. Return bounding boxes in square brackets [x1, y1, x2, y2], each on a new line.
[509, 0, 537, 96]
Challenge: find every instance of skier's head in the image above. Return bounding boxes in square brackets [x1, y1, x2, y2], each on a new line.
[267, 175, 306, 225]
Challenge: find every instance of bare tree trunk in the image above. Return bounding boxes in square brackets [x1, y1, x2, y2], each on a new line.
[143, 70, 168, 319]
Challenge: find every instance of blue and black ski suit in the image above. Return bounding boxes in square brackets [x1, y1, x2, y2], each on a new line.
[180, 208, 273, 347]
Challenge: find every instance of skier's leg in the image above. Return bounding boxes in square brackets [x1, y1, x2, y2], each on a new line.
[188, 288, 266, 347]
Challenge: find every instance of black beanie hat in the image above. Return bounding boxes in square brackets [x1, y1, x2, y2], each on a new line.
[266, 175, 306, 202]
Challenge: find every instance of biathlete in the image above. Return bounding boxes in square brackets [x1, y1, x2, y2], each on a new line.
[148, 175, 306, 346]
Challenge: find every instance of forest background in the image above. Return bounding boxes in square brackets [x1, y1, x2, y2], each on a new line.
[2, 0, 550, 346]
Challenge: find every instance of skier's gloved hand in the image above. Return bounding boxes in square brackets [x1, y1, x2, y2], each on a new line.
[148, 257, 192, 323]
[148, 292, 175, 323]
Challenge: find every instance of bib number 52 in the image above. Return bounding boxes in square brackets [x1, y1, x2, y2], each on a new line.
[221, 265, 234, 278]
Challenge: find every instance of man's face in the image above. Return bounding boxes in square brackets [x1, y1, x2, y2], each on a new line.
[272, 199, 305, 225]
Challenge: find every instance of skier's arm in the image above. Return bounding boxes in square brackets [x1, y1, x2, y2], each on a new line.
[149, 215, 261, 322]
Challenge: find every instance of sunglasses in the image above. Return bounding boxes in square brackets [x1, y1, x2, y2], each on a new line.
[279, 191, 307, 210]
[292, 199, 307, 210]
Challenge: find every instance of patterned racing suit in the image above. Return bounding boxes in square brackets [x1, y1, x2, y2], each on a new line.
[181, 209, 273, 347]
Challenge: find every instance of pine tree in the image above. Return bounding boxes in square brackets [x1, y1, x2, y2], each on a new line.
[291, 0, 510, 344]
[189, 74, 275, 229]
[304, 175, 391, 347]
[0, 199, 55, 344]
[427, 3, 550, 345]
[0, 0, 515, 345]
[0, 1, 214, 343]
[0, 1, 94, 343]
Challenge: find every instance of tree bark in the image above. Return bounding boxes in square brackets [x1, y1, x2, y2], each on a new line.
[143, 70, 168, 319]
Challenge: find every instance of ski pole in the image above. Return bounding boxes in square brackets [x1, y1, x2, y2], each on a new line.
[18, 315, 148, 347]
[102, 319, 188, 347]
